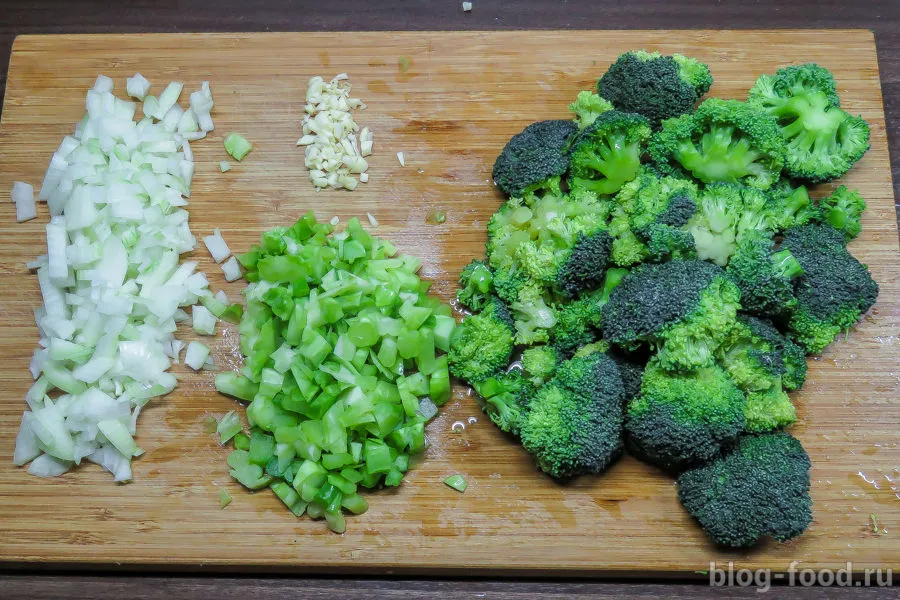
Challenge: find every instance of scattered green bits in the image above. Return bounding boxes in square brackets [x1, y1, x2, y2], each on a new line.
[215, 212, 455, 532]
[426, 210, 446, 225]
[443, 474, 468, 493]
[399, 56, 411, 73]
[216, 411, 242, 445]
[224, 132, 253, 161]
[220, 160, 232, 172]
[219, 488, 232, 508]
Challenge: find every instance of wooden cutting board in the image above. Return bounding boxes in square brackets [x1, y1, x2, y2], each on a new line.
[0, 30, 898, 576]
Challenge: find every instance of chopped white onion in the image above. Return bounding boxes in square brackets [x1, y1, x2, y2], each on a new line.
[202, 229, 231, 263]
[366, 212, 378, 227]
[192, 305, 217, 336]
[14, 74, 216, 480]
[184, 341, 210, 371]
[221, 256, 242, 282]
[126, 73, 151, 100]
[397, 152, 405, 167]
[11, 181, 37, 222]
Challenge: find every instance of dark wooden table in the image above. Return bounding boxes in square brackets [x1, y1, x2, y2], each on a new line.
[1, 2, 898, 598]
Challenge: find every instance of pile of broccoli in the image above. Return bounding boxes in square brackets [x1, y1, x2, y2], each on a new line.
[450, 50, 878, 549]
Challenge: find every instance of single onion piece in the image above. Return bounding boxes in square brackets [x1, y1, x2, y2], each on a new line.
[184, 341, 210, 371]
[11, 181, 37, 222]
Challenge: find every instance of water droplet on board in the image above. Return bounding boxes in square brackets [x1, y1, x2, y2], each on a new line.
[451, 421, 466, 433]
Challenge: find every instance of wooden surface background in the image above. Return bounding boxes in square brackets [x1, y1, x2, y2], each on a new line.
[0, 30, 898, 579]
[0, 4, 898, 598]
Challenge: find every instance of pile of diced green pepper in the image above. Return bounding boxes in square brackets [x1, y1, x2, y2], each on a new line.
[215, 212, 454, 532]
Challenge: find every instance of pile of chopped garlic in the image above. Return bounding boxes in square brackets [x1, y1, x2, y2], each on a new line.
[297, 74, 373, 191]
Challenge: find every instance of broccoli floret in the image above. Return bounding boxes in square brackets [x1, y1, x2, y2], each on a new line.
[521, 345, 559, 386]
[819, 185, 866, 241]
[748, 64, 870, 183]
[684, 183, 776, 266]
[781, 223, 879, 354]
[719, 315, 807, 392]
[520, 351, 625, 479]
[744, 387, 797, 433]
[456, 259, 493, 312]
[551, 268, 628, 358]
[568, 111, 652, 196]
[717, 316, 800, 432]
[625, 359, 746, 473]
[448, 298, 515, 384]
[568, 90, 614, 129]
[554, 230, 614, 298]
[509, 283, 557, 345]
[677, 432, 812, 548]
[726, 229, 803, 316]
[491, 265, 529, 305]
[486, 189, 612, 342]
[473, 370, 534, 436]
[649, 98, 786, 190]
[673, 53, 714, 96]
[597, 51, 712, 129]
[606, 168, 698, 265]
[492, 120, 578, 197]
[601, 260, 742, 371]
[767, 178, 821, 231]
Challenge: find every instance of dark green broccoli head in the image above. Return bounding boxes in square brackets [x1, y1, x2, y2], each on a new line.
[726, 229, 802, 316]
[819, 185, 866, 241]
[598, 51, 712, 129]
[520, 351, 625, 479]
[456, 259, 493, 312]
[551, 267, 628, 358]
[600, 260, 741, 371]
[568, 90, 614, 129]
[684, 182, 776, 266]
[625, 360, 746, 473]
[554, 229, 613, 298]
[568, 110, 652, 196]
[649, 98, 786, 190]
[521, 345, 559, 386]
[677, 432, 812, 548]
[448, 298, 515, 385]
[781, 223, 879, 354]
[492, 120, 578, 197]
[473, 369, 534, 436]
[748, 64, 870, 183]
[739, 315, 808, 392]
[767, 179, 821, 231]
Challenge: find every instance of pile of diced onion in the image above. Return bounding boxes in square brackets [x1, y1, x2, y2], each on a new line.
[297, 74, 373, 190]
[13, 74, 221, 481]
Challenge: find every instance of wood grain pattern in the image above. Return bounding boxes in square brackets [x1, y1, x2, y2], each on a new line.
[0, 31, 897, 576]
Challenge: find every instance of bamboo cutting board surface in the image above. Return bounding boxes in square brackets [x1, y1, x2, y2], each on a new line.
[0, 31, 898, 576]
